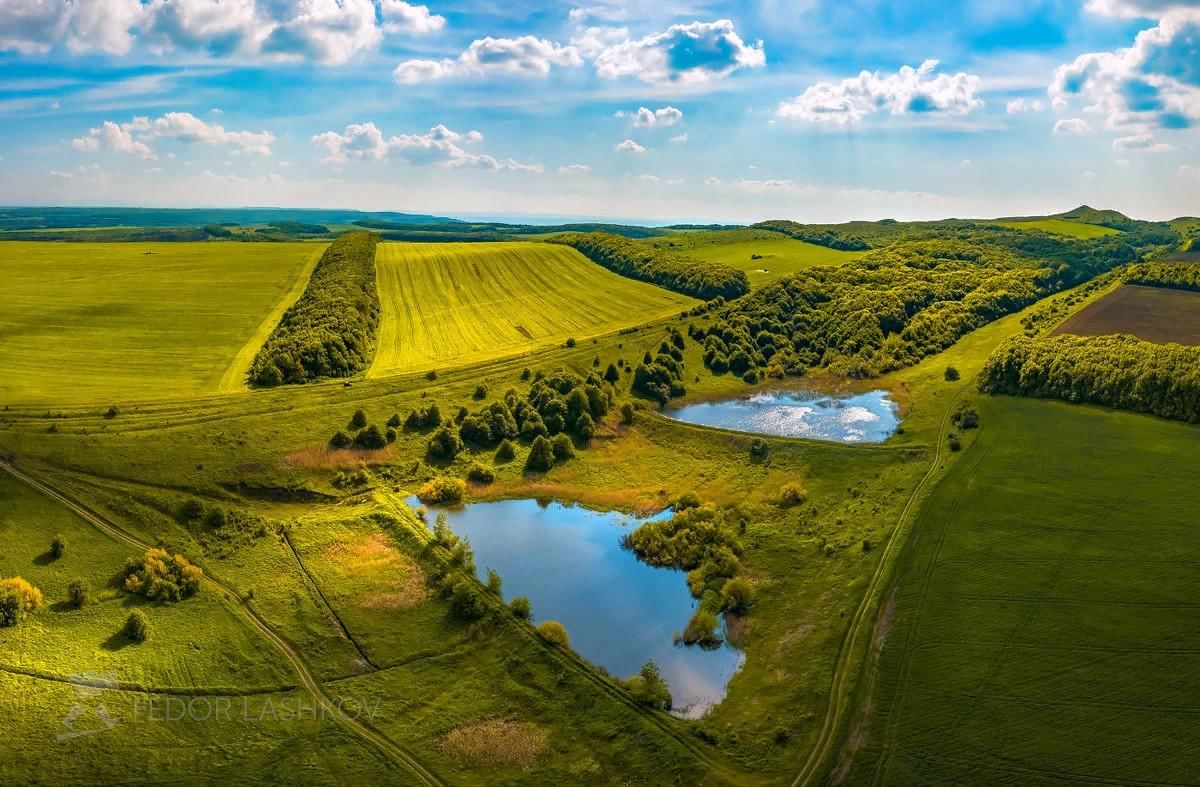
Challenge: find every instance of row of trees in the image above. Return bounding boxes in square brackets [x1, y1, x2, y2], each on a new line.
[549, 232, 750, 301]
[1125, 262, 1200, 292]
[693, 226, 1175, 384]
[979, 334, 1200, 422]
[248, 231, 381, 386]
[752, 220, 872, 250]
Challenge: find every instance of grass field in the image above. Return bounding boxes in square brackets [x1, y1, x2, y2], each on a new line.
[368, 241, 695, 377]
[1053, 283, 1200, 344]
[0, 242, 323, 405]
[848, 395, 1200, 784]
[646, 229, 865, 288]
[994, 218, 1120, 239]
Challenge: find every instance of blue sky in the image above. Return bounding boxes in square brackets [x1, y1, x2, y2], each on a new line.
[0, 0, 1197, 223]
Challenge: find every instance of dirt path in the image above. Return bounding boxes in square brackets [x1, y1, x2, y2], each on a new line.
[0, 459, 443, 786]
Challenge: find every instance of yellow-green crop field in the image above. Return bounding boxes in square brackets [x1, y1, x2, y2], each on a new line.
[367, 241, 696, 377]
[0, 242, 323, 405]
[995, 218, 1120, 239]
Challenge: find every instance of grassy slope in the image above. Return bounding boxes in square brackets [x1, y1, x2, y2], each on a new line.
[368, 242, 695, 377]
[994, 218, 1119, 239]
[846, 395, 1200, 785]
[647, 229, 865, 288]
[0, 241, 321, 405]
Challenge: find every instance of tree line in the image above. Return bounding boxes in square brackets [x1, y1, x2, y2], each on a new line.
[979, 333, 1200, 423]
[248, 231, 381, 386]
[548, 232, 750, 301]
[1125, 262, 1200, 292]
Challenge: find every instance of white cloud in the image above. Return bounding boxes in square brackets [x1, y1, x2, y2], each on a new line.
[1006, 97, 1045, 113]
[595, 19, 765, 85]
[669, 132, 688, 143]
[73, 112, 275, 159]
[395, 36, 582, 83]
[615, 139, 646, 153]
[558, 163, 591, 175]
[1054, 117, 1093, 134]
[1085, 0, 1200, 17]
[72, 120, 157, 159]
[1113, 133, 1173, 151]
[704, 176, 721, 185]
[2, 0, 443, 64]
[961, 159, 973, 167]
[777, 60, 983, 126]
[569, 24, 628, 57]
[151, 112, 275, 155]
[312, 122, 540, 171]
[1082, 169, 1098, 179]
[1177, 163, 1200, 178]
[621, 106, 684, 127]
[1049, 10, 1200, 134]
[732, 178, 796, 192]
[638, 173, 661, 182]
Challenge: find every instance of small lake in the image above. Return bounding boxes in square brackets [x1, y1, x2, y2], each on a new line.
[664, 389, 900, 443]
[406, 496, 743, 718]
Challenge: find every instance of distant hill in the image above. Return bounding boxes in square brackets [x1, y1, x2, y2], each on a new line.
[1053, 205, 1134, 225]
[0, 206, 458, 231]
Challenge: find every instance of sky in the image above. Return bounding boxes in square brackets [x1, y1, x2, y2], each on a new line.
[0, 0, 1198, 224]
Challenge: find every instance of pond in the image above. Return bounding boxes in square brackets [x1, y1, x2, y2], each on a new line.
[406, 496, 744, 718]
[664, 389, 900, 443]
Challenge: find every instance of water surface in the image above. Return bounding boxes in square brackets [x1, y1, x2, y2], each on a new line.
[407, 496, 743, 718]
[665, 389, 900, 443]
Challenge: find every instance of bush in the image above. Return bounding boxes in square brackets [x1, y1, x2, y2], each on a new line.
[510, 596, 532, 619]
[353, 424, 388, 449]
[386, 427, 397, 443]
[50, 534, 66, 559]
[526, 435, 554, 472]
[349, 408, 367, 429]
[67, 580, 88, 609]
[537, 620, 570, 648]
[604, 363, 620, 383]
[448, 579, 487, 620]
[473, 384, 488, 400]
[486, 568, 503, 596]
[427, 425, 464, 460]
[330, 430, 353, 449]
[673, 491, 702, 511]
[721, 576, 756, 612]
[417, 476, 466, 505]
[625, 660, 672, 711]
[0, 577, 43, 627]
[520, 368, 532, 381]
[123, 549, 203, 602]
[103, 405, 119, 419]
[425, 369, 438, 381]
[948, 433, 962, 452]
[944, 366, 961, 382]
[750, 438, 769, 458]
[551, 433, 575, 462]
[682, 609, 721, 646]
[467, 463, 495, 485]
[387, 412, 402, 428]
[125, 610, 149, 643]
[621, 402, 635, 425]
[565, 337, 577, 348]
[495, 439, 516, 463]
[777, 481, 807, 507]
[575, 412, 595, 439]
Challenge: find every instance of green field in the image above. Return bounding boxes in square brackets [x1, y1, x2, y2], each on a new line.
[995, 218, 1120, 239]
[368, 241, 695, 377]
[846, 395, 1200, 784]
[646, 229, 865, 287]
[0, 242, 323, 405]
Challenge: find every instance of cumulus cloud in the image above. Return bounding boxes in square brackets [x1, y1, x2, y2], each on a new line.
[558, 163, 591, 175]
[1049, 10, 1200, 133]
[1054, 118, 1093, 134]
[615, 139, 646, 153]
[394, 36, 582, 83]
[72, 121, 157, 159]
[73, 112, 275, 159]
[618, 106, 684, 127]
[595, 19, 765, 85]
[777, 60, 983, 126]
[1113, 132, 1173, 150]
[2, 0, 443, 64]
[311, 122, 540, 171]
[569, 24, 628, 57]
[151, 112, 275, 155]
[1006, 98, 1045, 113]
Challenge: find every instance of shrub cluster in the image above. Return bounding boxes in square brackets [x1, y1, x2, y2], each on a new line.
[549, 232, 749, 301]
[752, 220, 871, 250]
[979, 333, 1200, 423]
[621, 660, 672, 711]
[122, 548, 203, 602]
[249, 231, 381, 386]
[0, 577, 43, 627]
[1125, 262, 1200, 292]
[418, 476, 467, 504]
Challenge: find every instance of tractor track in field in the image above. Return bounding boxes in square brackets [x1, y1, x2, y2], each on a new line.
[0, 459, 443, 787]
[790, 383, 971, 787]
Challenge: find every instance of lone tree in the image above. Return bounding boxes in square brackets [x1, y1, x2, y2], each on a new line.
[537, 620, 570, 648]
[0, 577, 43, 627]
[67, 580, 88, 609]
[50, 534, 66, 560]
[526, 435, 554, 472]
[125, 610, 149, 643]
[944, 366, 961, 382]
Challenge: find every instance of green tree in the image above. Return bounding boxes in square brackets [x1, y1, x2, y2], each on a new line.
[510, 596, 532, 619]
[427, 425, 464, 460]
[551, 433, 575, 462]
[68, 580, 88, 609]
[495, 438, 516, 463]
[349, 408, 367, 429]
[526, 435, 554, 472]
[626, 660, 672, 711]
[50, 534, 66, 560]
[486, 568, 503, 596]
[125, 610, 149, 643]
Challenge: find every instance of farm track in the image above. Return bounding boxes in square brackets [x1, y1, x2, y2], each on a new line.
[790, 382, 971, 787]
[0, 459, 444, 787]
[0, 662, 296, 697]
